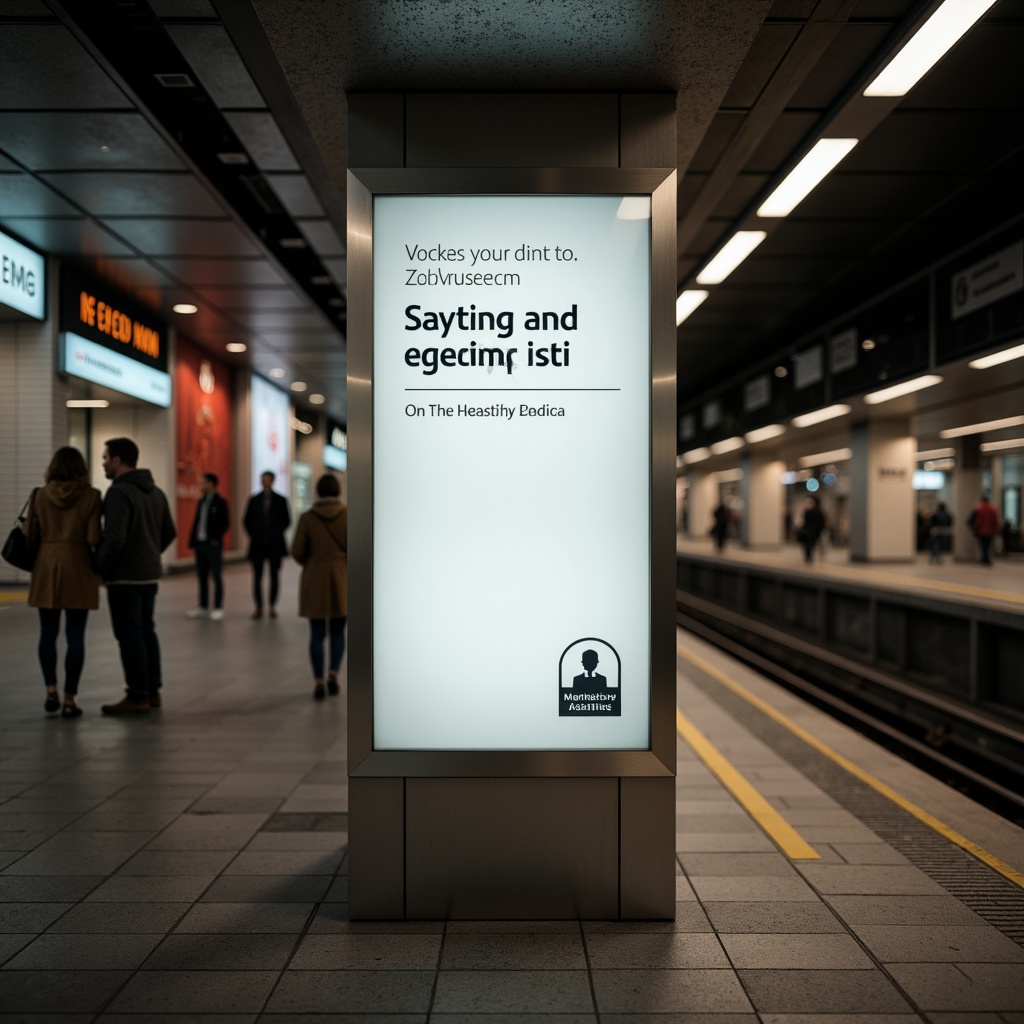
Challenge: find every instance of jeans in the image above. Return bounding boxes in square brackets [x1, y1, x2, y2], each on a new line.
[37, 608, 88, 695]
[251, 553, 282, 610]
[107, 584, 161, 701]
[979, 535, 993, 564]
[195, 541, 223, 609]
[308, 617, 346, 679]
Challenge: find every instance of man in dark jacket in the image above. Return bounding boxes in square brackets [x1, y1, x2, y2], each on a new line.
[186, 472, 230, 620]
[243, 471, 291, 619]
[95, 437, 176, 715]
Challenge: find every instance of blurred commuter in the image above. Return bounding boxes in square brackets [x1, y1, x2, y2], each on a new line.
[710, 501, 731, 553]
[291, 474, 347, 701]
[928, 502, 953, 565]
[95, 438, 176, 715]
[968, 493, 1000, 566]
[25, 447, 101, 718]
[243, 470, 291, 619]
[797, 496, 826, 564]
[186, 472, 229, 620]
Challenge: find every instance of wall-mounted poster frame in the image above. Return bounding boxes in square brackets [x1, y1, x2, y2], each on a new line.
[347, 167, 676, 779]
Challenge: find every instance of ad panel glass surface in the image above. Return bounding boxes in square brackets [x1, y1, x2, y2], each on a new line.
[250, 374, 291, 498]
[373, 194, 651, 751]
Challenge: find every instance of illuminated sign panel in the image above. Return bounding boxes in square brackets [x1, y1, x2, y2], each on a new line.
[372, 194, 651, 751]
[0, 229, 45, 320]
[61, 332, 172, 407]
[324, 418, 347, 472]
[250, 374, 291, 497]
[60, 269, 167, 372]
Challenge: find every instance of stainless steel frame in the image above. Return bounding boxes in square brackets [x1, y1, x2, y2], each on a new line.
[347, 167, 677, 779]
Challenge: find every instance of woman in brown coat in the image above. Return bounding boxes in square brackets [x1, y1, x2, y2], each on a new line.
[290, 473, 347, 700]
[24, 447, 102, 717]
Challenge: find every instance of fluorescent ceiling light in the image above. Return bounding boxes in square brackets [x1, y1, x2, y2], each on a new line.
[682, 447, 711, 464]
[171, 303, 198, 314]
[268, 368, 286, 378]
[290, 417, 313, 435]
[616, 197, 651, 220]
[676, 289, 709, 325]
[716, 468, 744, 483]
[757, 139, 859, 217]
[225, 342, 247, 353]
[290, 381, 308, 392]
[745, 423, 786, 443]
[710, 436, 744, 455]
[864, 0, 998, 97]
[980, 437, 1024, 453]
[309, 394, 325, 404]
[969, 342, 1024, 369]
[941, 415, 1024, 439]
[798, 447, 852, 468]
[66, 399, 109, 408]
[916, 447, 955, 460]
[695, 231, 767, 285]
[791, 404, 851, 428]
[863, 374, 943, 404]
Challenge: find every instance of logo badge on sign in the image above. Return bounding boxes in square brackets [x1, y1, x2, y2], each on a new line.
[558, 638, 621, 717]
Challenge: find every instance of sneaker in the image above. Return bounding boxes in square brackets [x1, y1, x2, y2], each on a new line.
[209, 609, 224, 621]
[101, 697, 150, 715]
[185, 608, 208, 619]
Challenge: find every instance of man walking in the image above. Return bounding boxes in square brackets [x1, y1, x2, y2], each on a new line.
[186, 472, 230, 620]
[95, 437, 176, 715]
[243, 471, 291, 619]
[968, 493, 1000, 566]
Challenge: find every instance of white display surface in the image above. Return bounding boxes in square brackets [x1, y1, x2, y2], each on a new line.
[373, 195, 651, 750]
[250, 374, 291, 497]
[0, 229, 45, 320]
[62, 332, 171, 407]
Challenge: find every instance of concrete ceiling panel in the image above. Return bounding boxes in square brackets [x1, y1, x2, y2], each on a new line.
[265, 175, 326, 218]
[0, 216, 133, 257]
[103, 218, 261, 258]
[0, 173, 81, 217]
[224, 111, 299, 171]
[156, 257, 288, 287]
[41, 172, 225, 218]
[166, 24, 266, 109]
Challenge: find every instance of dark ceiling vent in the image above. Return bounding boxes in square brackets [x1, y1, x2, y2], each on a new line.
[155, 73, 194, 88]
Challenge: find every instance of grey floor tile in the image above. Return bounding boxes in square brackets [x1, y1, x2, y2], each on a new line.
[266, 969, 435, 1013]
[600, 1015, 756, 1024]
[690, 875, 818, 903]
[445, 920, 580, 933]
[289, 932, 441, 969]
[47, 901, 188, 934]
[432, 1015, 595, 1024]
[925, 1015, 1008, 1024]
[4, 931, 162, 969]
[0, 902, 72, 933]
[829, 843, 910, 865]
[704, 901, 844, 934]
[189, 797, 285, 814]
[201, 875, 331, 903]
[441, 933, 585, 970]
[145, 830, 257, 851]
[433, 970, 593, 1013]
[143, 932, 297, 970]
[117, 849, 237, 876]
[0, 830, 57, 851]
[244, 830, 346, 852]
[886, 963, 1024, 1012]
[99, 1016, 256, 1024]
[825, 894, 987, 926]
[676, 832, 776, 853]
[85, 874, 214, 903]
[175, 902, 314, 934]
[679, 853, 796, 877]
[796, 864, 947, 895]
[0, 969, 131, 1013]
[108, 969, 279, 1014]
[0, 1014, 96, 1024]
[306, 904, 443, 934]
[223, 850, 344, 875]
[851, 924, 1024, 963]
[738, 969, 912, 1013]
[586, 933, 728, 969]
[583, 904, 713, 934]
[255, 1015, 424, 1024]
[0, 932, 33, 963]
[720, 933, 874, 969]
[324, 876, 348, 902]
[0, 876, 102, 902]
[758, 1016, 919, 1023]
[592, 968, 753, 1014]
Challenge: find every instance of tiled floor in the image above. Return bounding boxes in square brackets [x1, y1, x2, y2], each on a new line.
[1, 564, 1023, 1021]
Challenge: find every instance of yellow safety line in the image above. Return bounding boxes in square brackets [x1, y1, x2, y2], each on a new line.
[679, 643, 1024, 890]
[675, 707, 820, 860]
[0, 593, 27, 604]
[824, 566, 1024, 608]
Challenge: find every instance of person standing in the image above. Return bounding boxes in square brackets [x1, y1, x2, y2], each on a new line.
[968, 493, 1000, 566]
[291, 474, 347, 700]
[95, 437, 176, 715]
[710, 501, 731, 553]
[186, 472, 229, 620]
[928, 502, 953, 565]
[797, 495, 826, 564]
[243, 471, 291, 619]
[25, 447, 102, 718]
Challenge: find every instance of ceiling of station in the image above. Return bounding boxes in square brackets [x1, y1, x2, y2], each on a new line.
[0, 0, 1021, 435]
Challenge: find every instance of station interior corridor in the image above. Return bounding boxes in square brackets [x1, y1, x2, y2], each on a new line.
[2, 564, 1023, 1020]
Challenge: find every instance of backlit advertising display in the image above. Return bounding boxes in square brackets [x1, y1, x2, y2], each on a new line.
[250, 374, 290, 499]
[175, 338, 233, 558]
[372, 194, 651, 750]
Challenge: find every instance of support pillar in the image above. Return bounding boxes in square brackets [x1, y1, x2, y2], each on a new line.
[686, 469, 716, 543]
[849, 420, 915, 562]
[740, 454, 785, 548]
[952, 438, 983, 562]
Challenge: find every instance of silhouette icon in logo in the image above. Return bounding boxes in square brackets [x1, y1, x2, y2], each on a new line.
[573, 649, 607, 688]
[559, 637, 620, 717]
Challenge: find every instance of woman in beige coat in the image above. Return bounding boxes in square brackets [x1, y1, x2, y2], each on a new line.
[290, 473, 347, 700]
[25, 447, 102, 717]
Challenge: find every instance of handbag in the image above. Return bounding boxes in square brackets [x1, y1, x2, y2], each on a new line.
[2, 489, 39, 572]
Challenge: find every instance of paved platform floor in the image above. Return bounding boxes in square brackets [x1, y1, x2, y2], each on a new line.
[1, 564, 1023, 1021]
